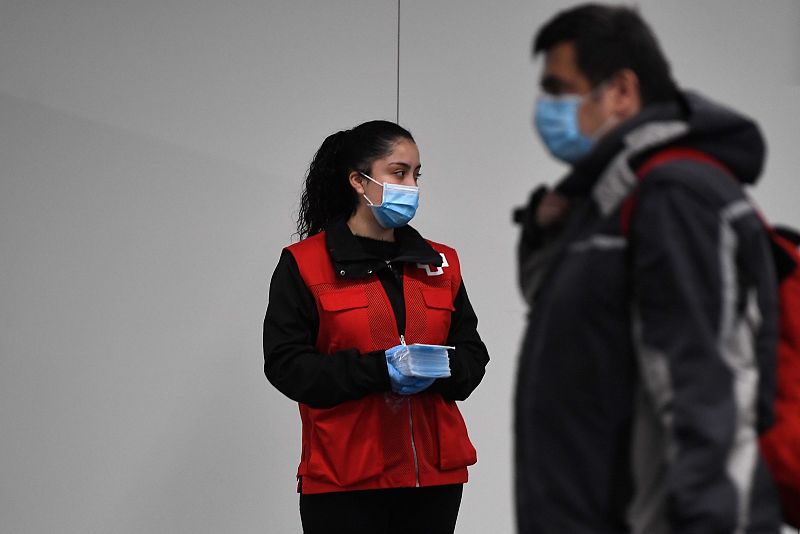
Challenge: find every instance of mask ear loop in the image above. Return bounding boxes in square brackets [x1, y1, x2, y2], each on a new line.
[359, 172, 384, 207]
[583, 80, 620, 140]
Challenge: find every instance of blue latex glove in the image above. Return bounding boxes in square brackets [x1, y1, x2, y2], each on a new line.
[385, 346, 436, 395]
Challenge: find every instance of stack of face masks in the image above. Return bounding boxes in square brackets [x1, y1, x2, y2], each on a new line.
[387, 343, 453, 378]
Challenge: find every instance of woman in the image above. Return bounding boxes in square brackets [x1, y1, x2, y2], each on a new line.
[263, 120, 489, 534]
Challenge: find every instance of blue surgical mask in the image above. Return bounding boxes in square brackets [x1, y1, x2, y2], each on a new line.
[360, 172, 419, 228]
[534, 94, 594, 164]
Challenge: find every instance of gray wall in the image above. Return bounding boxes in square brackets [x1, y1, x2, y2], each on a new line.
[2, 1, 798, 532]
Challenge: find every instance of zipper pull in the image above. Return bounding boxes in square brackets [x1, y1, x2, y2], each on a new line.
[400, 335, 406, 346]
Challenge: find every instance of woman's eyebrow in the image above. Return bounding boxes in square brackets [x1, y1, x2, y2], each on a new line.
[388, 162, 422, 172]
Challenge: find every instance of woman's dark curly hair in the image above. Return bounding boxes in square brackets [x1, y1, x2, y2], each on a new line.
[297, 120, 414, 239]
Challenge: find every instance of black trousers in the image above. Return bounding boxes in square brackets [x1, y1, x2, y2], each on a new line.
[299, 484, 463, 534]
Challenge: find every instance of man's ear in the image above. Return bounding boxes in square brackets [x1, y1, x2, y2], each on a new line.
[610, 69, 642, 120]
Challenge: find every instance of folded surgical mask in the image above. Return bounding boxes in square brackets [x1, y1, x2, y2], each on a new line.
[387, 343, 452, 378]
[533, 94, 594, 164]
[360, 172, 419, 228]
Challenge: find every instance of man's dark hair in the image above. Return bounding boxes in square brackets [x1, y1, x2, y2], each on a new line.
[533, 3, 678, 105]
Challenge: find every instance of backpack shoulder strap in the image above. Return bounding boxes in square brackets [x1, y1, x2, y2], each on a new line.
[620, 146, 734, 235]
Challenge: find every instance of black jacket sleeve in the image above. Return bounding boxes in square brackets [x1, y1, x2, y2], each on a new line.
[263, 250, 390, 409]
[428, 280, 490, 401]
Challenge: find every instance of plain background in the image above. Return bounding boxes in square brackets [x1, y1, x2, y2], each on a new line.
[1, 1, 798, 532]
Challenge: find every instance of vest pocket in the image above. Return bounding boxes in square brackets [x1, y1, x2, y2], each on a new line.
[306, 399, 385, 487]
[318, 289, 370, 352]
[421, 287, 455, 311]
[435, 399, 477, 470]
[418, 288, 454, 345]
[319, 288, 369, 311]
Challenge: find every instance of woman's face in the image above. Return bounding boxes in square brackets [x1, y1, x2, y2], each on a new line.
[360, 138, 421, 205]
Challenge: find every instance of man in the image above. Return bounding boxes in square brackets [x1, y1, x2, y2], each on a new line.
[514, 4, 782, 533]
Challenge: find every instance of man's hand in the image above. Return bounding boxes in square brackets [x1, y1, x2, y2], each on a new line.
[536, 190, 570, 227]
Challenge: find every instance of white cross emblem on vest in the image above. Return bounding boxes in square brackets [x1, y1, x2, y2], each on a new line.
[417, 253, 448, 276]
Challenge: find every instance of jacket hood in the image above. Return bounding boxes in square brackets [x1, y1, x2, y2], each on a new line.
[676, 91, 765, 185]
[556, 90, 766, 196]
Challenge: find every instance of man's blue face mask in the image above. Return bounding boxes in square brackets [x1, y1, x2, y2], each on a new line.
[533, 94, 594, 164]
[360, 172, 419, 229]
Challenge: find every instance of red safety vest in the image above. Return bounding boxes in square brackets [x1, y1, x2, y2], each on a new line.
[287, 231, 477, 494]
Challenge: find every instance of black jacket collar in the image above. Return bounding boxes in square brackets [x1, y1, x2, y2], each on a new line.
[325, 219, 442, 279]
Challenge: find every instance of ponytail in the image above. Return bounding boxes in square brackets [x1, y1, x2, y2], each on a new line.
[296, 120, 414, 239]
[297, 130, 351, 239]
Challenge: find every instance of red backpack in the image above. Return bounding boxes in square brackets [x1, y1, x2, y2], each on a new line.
[624, 147, 800, 527]
[759, 226, 800, 527]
